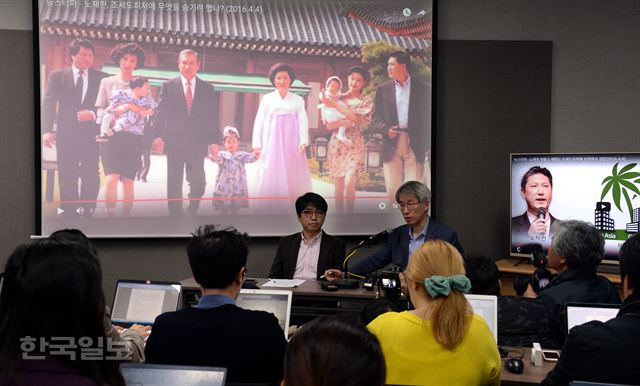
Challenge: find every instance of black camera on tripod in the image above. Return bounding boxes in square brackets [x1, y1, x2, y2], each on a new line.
[530, 247, 554, 294]
[377, 265, 403, 298]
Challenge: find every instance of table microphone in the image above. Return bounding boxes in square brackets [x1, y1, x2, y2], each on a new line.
[335, 228, 391, 289]
[365, 228, 392, 246]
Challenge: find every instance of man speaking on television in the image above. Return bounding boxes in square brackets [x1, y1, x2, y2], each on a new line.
[512, 166, 557, 246]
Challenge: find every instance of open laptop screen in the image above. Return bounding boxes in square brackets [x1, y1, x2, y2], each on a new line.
[111, 280, 182, 326]
[465, 294, 498, 341]
[236, 289, 292, 337]
[121, 364, 226, 386]
[566, 302, 620, 333]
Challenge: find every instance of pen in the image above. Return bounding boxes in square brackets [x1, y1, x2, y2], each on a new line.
[319, 274, 326, 279]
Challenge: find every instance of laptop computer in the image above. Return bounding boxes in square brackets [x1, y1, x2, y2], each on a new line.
[236, 289, 292, 338]
[121, 363, 226, 386]
[566, 302, 620, 333]
[111, 280, 182, 327]
[465, 294, 498, 341]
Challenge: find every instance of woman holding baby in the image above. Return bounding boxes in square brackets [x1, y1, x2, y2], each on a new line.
[325, 66, 373, 213]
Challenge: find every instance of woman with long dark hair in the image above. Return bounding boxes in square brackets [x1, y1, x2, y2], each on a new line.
[0, 239, 124, 385]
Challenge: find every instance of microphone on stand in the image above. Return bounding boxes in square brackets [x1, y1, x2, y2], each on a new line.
[365, 228, 392, 246]
[335, 228, 393, 289]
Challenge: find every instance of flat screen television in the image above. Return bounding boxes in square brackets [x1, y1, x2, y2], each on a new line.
[35, 0, 434, 237]
[510, 153, 640, 264]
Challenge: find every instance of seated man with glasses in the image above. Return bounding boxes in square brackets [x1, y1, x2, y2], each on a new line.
[326, 180, 463, 279]
[269, 192, 346, 280]
[145, 225, 286, 385]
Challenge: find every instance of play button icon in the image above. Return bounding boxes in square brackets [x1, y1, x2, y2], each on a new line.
[57, 208, 64, 215]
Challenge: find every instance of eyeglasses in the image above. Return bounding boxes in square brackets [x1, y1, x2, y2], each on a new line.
[397, 201, 421, 211]
[301, 209, 326, 218]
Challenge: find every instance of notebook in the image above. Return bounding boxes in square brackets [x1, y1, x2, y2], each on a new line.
[111, 280, 182, 327]
[565, 302, 620, 333]
[465, 294, 498, 340]
[120, 363, 225, 386]
[236, 289, 292, 338]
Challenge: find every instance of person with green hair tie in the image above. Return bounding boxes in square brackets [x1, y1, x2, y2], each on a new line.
[367, 239, 501, 386]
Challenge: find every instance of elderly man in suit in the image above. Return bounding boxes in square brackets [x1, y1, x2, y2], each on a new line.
[154, 49, 220, 216]
[41, 39, 107, 216]
[373, 51, 431, 198]
[269, 192, 345, 280]
[325, 180, 463, 279]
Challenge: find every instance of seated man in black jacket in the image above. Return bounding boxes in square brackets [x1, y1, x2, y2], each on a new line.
[535, 220, 621, 343]
[541, 232, 640, 385]
[464, 253, 559, 348]
[269, 192, 345, 280]
[145, 225, 286, 385]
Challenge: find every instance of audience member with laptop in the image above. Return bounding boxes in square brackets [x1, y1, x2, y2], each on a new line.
[541, 232, 640, 385]
[464, 253, 559, 348]
[367, 239, 501, 386]
[144, 225, 286, 385]
[0, 239, 125, 386]
[48, 229, 152, 363]
[525, 220, 621, 343]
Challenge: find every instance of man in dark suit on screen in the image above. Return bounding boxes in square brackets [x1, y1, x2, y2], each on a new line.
[511, 166, 557, 247]
[41, 39, 107, 216]
[373, 51, 431, 198]
[154, 49, 220, 216]
[324, 181, 463, 279]
[269, 192, 345, 280]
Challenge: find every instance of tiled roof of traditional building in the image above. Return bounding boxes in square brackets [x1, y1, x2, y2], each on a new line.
[39, 0, 432, 57]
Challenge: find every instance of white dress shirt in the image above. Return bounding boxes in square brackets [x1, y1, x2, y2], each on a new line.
[293, 231, 322, 280]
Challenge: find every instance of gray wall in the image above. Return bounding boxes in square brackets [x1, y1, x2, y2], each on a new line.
[2, 0, 640, 297]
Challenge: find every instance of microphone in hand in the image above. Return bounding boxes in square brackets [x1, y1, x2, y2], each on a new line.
[537, 208, 546, 220]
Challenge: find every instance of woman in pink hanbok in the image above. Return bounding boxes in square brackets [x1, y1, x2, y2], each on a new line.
[252, 63, 312, 201]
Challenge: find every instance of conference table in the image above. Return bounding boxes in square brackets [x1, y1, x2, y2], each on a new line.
[180, 277, 377, 318]
[499, 347, 557, 386]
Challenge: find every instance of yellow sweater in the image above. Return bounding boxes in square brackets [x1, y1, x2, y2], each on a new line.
[368, 311, 501, 386]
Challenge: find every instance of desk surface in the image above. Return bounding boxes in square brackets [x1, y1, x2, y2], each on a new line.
[497, 258, 621, 285]
[181, 277, 376, 300]
[500, 347, 555, 386]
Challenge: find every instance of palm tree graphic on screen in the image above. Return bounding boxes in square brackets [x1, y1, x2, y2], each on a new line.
[600, 162, 640, 223]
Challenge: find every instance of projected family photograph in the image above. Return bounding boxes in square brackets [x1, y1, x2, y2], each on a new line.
[38, 0, 433, 236]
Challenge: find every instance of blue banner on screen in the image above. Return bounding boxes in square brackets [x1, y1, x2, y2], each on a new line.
[36, 0, 434, 237]
[511, 153, 640, 260]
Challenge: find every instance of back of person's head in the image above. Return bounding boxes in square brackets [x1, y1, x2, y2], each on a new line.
[464, 253, 501, 296]
[283, 316, 385, 386]
[187, 225, 249, 289]
[295, 192, 328, 216]
[513, 276, 532, 296]
[0, 239, 123, 385]
[620, 233, 640, 294]
[551, 220, 604, 270]
[361, 298, 403, 325]
[49, 228, 98, 256]
[405, 240, 472, 350]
